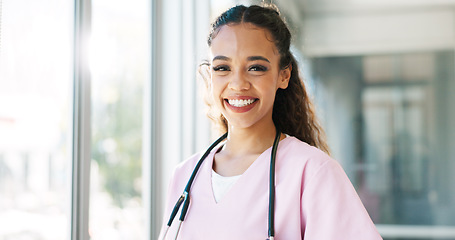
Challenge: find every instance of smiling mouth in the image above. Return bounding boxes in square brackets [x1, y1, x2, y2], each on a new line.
[226, 98, 258, 107]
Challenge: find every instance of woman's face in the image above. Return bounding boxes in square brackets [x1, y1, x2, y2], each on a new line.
[209, 23, 290, 131]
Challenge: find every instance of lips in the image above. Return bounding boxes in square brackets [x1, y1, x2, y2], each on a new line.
[224, 97, 258, 113]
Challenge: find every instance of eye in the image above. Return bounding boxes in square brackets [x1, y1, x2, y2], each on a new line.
[212, 65, 230, 72]
[248, 64, 268, 72]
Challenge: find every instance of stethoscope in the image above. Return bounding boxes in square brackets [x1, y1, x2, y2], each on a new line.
[161, 129, 281, 240]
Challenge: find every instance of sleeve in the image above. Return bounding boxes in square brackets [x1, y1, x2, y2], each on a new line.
[158, 167, 179, 240]
[157, 153, 201, 240]
[301, 160, 383, 240]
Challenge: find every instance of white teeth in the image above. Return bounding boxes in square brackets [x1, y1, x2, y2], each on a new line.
[228, 99, 256, 107]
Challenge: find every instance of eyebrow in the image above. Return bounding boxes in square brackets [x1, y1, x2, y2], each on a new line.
[212, 55, 271, 63]
[212, 55, 230, 62]
[247, 56, 270, 63]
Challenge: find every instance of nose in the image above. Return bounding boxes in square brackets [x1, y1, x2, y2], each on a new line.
[228, 71, 250, 91]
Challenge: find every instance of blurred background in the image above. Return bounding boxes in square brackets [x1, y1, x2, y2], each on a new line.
[0, 0, 454, 239]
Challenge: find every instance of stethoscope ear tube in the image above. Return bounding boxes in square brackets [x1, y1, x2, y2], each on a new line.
[166, 194, 185, 227]
[183, 132, 228, 196]
[268, 129, 281, 239]
[179, 192, 190, 221]
[164, 132, 228, 232]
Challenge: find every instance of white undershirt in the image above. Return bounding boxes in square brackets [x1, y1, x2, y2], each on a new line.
[211, 170, 241, 203]
[211, 135, 289, 203]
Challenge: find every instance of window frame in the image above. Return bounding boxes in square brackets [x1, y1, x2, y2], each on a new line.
[71, 0, 92, 239]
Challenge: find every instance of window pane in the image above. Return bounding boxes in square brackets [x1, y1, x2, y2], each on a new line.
[89, 0, 149, 239]
[0, 0, 74, 239]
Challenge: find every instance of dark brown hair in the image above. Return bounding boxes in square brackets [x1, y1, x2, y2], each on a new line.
[201, 4, 330, 154]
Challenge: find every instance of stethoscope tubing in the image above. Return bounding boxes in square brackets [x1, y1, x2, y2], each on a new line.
[268, 129, 281, 239]
[162, 130, 280, 240]
[165, 132, 228, 229]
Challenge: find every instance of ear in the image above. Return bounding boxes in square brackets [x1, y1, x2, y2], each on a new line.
[278, 65, 291, 89]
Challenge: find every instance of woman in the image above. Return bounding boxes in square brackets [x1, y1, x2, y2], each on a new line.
[159, 4, 382, 240]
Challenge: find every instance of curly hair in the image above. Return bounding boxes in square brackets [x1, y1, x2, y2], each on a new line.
[200, 4, 330, 154]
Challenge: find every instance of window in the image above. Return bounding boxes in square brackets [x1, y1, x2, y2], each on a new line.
[0, 0, 74, 239]
[88, 0, 149, 238]
[0, 0, 151, 238]
[0, 0, 214, 238]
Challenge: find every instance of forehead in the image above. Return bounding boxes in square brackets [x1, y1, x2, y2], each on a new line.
[210, 23, 279, 60]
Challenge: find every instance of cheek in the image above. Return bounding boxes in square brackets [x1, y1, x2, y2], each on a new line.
[209, 79, 223, 104]
[261, 77, 280, 95]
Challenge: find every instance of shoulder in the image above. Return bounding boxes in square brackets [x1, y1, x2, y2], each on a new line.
[172, 151, 204, 180]
[277, 136, 333, 171]
[276, 136, 347, 187]
[164, 150, 211, 203]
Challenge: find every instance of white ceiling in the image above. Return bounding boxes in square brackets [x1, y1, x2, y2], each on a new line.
[274, 0, 455, 56]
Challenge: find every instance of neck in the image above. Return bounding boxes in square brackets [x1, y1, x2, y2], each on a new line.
[223, 123, 278, 157]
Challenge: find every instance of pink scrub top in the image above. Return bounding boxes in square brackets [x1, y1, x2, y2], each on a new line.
[159, 136, 383, 239]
